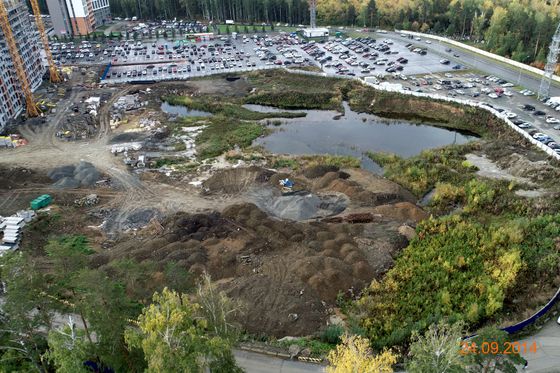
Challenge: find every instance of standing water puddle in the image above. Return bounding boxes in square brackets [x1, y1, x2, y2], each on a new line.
[161, 102, 212, 117]
[252, 102, 477, 173]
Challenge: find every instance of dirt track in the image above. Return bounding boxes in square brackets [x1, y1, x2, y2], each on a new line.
[0, 83, 241, 228]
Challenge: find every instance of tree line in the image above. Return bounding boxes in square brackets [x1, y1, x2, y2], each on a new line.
[105, 0, 559, 66]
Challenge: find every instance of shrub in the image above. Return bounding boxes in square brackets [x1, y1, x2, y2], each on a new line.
[320, 324, 344, 345]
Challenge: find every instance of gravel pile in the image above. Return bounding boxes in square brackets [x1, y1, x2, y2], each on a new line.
[48, 161, 100, 189]
[247, 187, 347, 221]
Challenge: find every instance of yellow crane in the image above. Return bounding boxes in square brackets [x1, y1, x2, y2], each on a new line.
[0, 1, 39, 117]
[29, 0, 62, 83]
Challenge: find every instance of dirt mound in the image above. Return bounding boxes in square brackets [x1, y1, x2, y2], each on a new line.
[498, 153, 560, 182]
[303, 165, 340, 179]
[318, 171, 416, 206]
[98, 203, 408, 337]
[203, 166, 274, 195]
[162, 211, 232, 241]
[372, 202, 429, 223]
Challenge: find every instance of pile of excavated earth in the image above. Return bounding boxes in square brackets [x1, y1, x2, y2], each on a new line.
[90, 164, 426, 336]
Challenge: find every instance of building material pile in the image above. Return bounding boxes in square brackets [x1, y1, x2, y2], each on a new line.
[0, 210, 35, 253]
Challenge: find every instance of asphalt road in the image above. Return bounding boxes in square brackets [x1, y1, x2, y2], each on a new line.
[518, 318, 560, 373]
[383, 31, 560, 98]
[234, 350, 325, 373]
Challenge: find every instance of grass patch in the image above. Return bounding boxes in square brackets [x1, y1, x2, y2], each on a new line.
[367, 144, 479, 197]
[195, 116, 266, 159]
[301, 154, 361, 169]
[153, 158, 184, 168]
[272, 158, 298, 169]
[274, 338, 336, 358]
[245, 69, 355, 111]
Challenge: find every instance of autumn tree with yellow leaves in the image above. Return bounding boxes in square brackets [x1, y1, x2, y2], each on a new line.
[327, 334, 397, 373]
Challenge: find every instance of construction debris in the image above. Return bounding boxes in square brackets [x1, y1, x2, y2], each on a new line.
[0, 134, 27, 148]
[113, 95, 142, 111]
[74, 194, 99, 207]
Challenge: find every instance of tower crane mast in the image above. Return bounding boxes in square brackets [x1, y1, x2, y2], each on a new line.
[29, 0, 62, 83]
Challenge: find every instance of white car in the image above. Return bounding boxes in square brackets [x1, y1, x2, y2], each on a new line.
[546, 117, 560, 124]
[503, 91, 513, 97]
[488, 93, 499, 99]
[505, 112, 517, 119]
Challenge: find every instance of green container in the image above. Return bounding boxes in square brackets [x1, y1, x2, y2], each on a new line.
[30, 194, 52, 210]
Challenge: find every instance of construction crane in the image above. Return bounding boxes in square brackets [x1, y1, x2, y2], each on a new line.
[29, 0, 61, 83]
[0, 1, 39, 117]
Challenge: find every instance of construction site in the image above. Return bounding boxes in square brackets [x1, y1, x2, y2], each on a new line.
[2, 1, 560, 366]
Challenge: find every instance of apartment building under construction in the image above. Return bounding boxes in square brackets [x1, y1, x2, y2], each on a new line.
[0, 0, 45, 131]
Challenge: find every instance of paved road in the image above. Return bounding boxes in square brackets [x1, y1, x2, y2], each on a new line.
[234, 350, 325, 373]
[384, 31, 560, 98]
[518, 318, 560, 372]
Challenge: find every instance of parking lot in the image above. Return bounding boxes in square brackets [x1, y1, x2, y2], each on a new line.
[382, 69, 560, 153]
[104, 34, 313, 83]
[93, 31, 463, 83]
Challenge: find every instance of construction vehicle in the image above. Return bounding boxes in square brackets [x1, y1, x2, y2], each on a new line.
[0, 1, 38, 117]
[29, 0, 62, 83]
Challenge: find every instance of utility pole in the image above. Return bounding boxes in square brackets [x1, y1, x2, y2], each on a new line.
[538, 22, 560, 100]
[309, 0, 317, 28]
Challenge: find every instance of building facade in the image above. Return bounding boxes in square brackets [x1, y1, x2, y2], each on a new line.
[46, 0, 109, 36]
[0, 0, 45, 131]
[91, 0, 110, 27]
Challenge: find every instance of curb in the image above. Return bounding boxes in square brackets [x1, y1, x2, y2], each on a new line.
[238, 345, 323, 364]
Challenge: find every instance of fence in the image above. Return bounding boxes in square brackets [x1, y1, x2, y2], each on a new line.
[100, 62, 111, 80]
[398, 30, 560, 85]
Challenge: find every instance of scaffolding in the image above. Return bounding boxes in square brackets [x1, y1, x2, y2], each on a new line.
[0, 1, 38, 117]
[538, 22, 560, 100]
[309, 0, 317, 28]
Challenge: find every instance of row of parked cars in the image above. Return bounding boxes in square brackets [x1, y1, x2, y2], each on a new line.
[51, 41, 104, 63]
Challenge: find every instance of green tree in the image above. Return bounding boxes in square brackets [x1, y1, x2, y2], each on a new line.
[125, 287, 242, 373]
[463, 327, 524, 372]
[45, 236, 95, 345]
[0, 253, 53, 372]
[195, 273, 244, 340]
[363, 0, 378, 28]
[407, 320, 466, 373]
[46, 322, 93, 373]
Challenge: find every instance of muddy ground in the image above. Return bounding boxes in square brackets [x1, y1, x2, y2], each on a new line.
[87, 165, 420, 336]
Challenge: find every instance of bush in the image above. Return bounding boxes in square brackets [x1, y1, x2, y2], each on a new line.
[354, 215, 524, 348]
[320, 324, 344, 344]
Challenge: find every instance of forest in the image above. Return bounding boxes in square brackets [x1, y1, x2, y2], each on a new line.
[103, 0, 559, 66]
